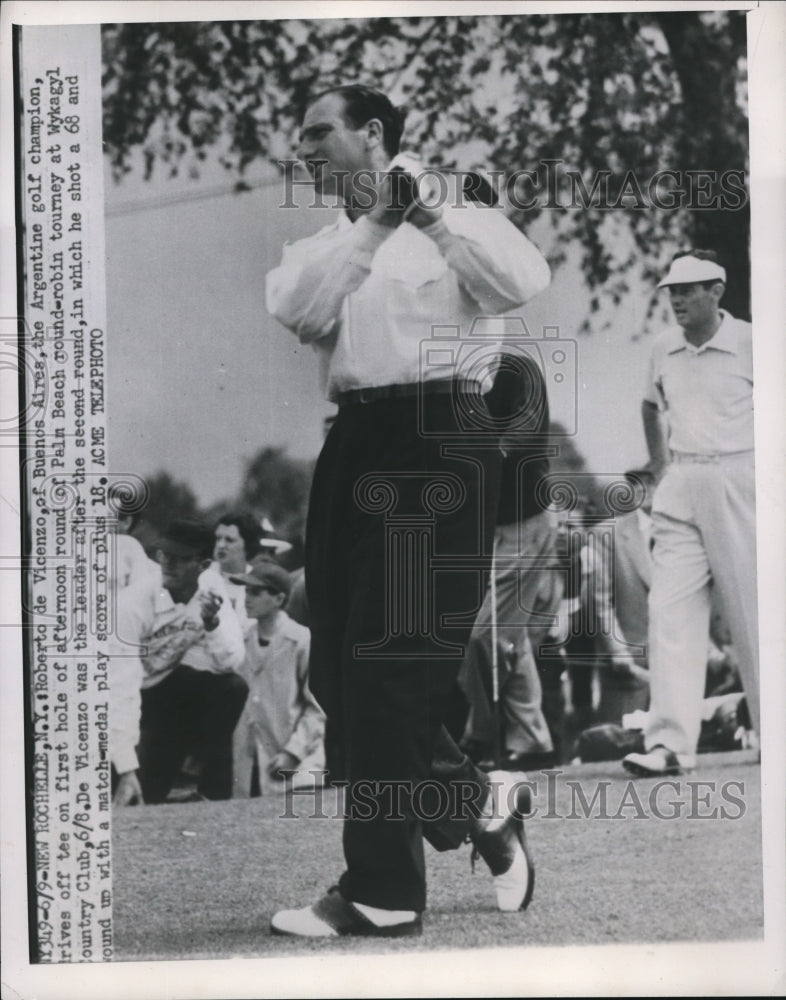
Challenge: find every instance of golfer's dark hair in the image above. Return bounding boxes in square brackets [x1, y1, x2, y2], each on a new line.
[214, 512, 262, 559]
[306, 84, 406, 158]
[670, 248, 726, 290]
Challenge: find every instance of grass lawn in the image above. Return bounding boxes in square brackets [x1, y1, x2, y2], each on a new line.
[113, 751, 763, 963]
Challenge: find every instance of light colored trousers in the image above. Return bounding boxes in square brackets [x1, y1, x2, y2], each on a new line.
[645, 453, 759, 758]
[459, 512, 560, 755]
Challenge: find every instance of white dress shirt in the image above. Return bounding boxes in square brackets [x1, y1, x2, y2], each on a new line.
[109, 568, 245, 774]
[111, 533, 158, 590]
[266, 173, 551, 402]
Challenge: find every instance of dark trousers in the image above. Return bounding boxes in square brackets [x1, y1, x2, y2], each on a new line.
[138, 665, 249, 804]
[306, 394, 502, 911]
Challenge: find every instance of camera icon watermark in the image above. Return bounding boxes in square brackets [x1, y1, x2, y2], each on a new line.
[417, 316, 578, 440]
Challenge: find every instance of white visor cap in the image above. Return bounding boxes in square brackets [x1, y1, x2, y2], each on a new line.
[658, 255, 727, 288]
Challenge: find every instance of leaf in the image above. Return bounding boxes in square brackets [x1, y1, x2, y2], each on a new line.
[101, 10, 750, 322]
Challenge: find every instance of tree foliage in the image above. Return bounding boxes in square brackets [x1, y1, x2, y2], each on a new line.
[132, 449, 313, 566]
[230, 444, 312, 548]
[201, 446, 314, 567]
[102, 11, 750, 321]
[131, 470, 204, 555]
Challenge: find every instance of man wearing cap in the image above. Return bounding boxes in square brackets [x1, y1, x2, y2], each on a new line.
[111, 519, 247, 805]
[229, 557, 325, 796]
[265, 84, 550, 936]
[623, 250, 758, 777]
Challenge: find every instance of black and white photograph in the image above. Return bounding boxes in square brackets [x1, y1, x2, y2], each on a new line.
[2, 1, 785, 997]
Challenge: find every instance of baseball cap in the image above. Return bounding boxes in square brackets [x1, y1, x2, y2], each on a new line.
[157, 519, 215, 560]
[657, 255, 726, 288]
[229, 556, 292, 598]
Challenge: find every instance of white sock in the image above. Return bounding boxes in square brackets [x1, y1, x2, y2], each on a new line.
[353, 901, 417, 926]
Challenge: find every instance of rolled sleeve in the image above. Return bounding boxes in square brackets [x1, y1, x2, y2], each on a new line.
[265, 217, 393, 343]
[421, 205, 551, 312]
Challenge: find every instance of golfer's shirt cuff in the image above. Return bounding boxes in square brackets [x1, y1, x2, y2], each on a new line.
[346, 217, 393, 269]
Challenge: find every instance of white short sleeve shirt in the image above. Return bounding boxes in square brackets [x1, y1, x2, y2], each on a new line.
[644, 311, 753, 455]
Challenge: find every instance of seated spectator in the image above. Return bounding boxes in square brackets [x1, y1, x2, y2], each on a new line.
[229, 558, 325, 796]
[581, 467, 655, 725]
[111, 519, 247, 805]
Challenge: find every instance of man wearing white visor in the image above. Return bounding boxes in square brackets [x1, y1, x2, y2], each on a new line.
[623, 249, 758, 776]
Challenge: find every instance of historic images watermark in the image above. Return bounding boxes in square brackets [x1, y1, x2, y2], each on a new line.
[279, 771, 747, 822]
[278, 159, 748, 213]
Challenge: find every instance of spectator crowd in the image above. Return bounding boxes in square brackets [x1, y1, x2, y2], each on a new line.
[100, 87, 756, 812]
[106, 434, 752, 808]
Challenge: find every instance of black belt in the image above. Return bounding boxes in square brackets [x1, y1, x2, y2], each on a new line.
[336, 380, 482, 407]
